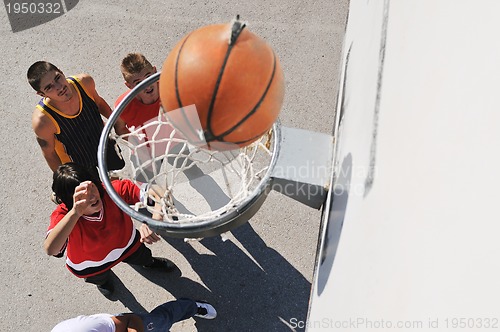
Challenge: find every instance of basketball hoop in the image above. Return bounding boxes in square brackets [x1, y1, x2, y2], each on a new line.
[98, 72, 281, 238]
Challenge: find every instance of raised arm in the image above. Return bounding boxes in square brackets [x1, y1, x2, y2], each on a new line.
[44, 181, 93, 255]
[44, 207, 80, 256]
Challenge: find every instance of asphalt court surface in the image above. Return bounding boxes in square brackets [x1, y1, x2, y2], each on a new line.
[0, 1, 348, 330]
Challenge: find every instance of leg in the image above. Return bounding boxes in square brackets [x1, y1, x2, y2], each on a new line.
[128, 135, 156, 183]
[124, 243, 176, 272]
[107, 139, 125, 171]
[84, 270, 111, 286]
[131, 152, 156, 183]
[137, 298, 198, 331]
[85, 270, 114, 297]
[123, 243, 154, 266]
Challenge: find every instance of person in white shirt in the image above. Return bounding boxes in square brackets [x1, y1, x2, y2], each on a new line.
[51, 298, 216, 331]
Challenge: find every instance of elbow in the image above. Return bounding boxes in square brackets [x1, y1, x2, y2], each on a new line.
[44, 241, 60, 256]
[43, 243, 53, 256]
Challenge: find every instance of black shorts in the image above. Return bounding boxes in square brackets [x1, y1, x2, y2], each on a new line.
[86, 139, 125, 180]
[105, 139, 125, 171]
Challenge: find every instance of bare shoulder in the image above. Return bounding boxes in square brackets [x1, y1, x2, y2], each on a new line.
[32, 106, 45, 128]
[75, 73, 97, 90]
[74, 73, 93, 81]
[32, 107, 55, 136]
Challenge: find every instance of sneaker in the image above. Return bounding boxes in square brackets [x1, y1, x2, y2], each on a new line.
[194, 301, 217, 319]
[143, 257, 177, 272]
[97, 279, 114, 298]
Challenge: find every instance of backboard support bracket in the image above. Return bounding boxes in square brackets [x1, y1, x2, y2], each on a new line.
[271, 126, 334, 209]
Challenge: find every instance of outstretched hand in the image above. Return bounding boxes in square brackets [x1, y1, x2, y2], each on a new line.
[139, 223, 161, 244]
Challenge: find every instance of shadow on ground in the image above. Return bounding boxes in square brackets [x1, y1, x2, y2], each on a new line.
[108, 222, 311, 331]
[171, 222, 310, 331]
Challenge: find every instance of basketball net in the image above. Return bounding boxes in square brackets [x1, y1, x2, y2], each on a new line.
[99, 72, 280, 237]
[113, 111, 274, 223]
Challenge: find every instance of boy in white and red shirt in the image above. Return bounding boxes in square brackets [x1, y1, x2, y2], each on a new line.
[51, 298, 217, 331]
[45, 162, 175, 298]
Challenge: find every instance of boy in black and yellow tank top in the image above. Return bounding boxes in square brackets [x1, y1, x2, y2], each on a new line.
[28, 61, 128, 173]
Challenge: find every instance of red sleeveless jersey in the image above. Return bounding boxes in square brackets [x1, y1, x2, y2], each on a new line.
[115, 90, 160, 129]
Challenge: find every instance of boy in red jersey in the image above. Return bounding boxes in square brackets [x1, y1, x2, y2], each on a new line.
[115, 53, 160, 129]
[115, 53, 181, 182]
[44, 162, 176, 298]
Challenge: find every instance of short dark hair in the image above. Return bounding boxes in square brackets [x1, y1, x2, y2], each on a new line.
[27, 61, 62, 92]
[52, 163, 104, 210]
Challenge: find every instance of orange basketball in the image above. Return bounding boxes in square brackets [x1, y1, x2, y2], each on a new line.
[159, 17, 285, 150]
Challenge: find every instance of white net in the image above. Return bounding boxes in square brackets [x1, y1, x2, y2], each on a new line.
[110, 110, 275, 225]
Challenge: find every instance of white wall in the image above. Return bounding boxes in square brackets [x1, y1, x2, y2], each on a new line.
[307, 1, 500, 331]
